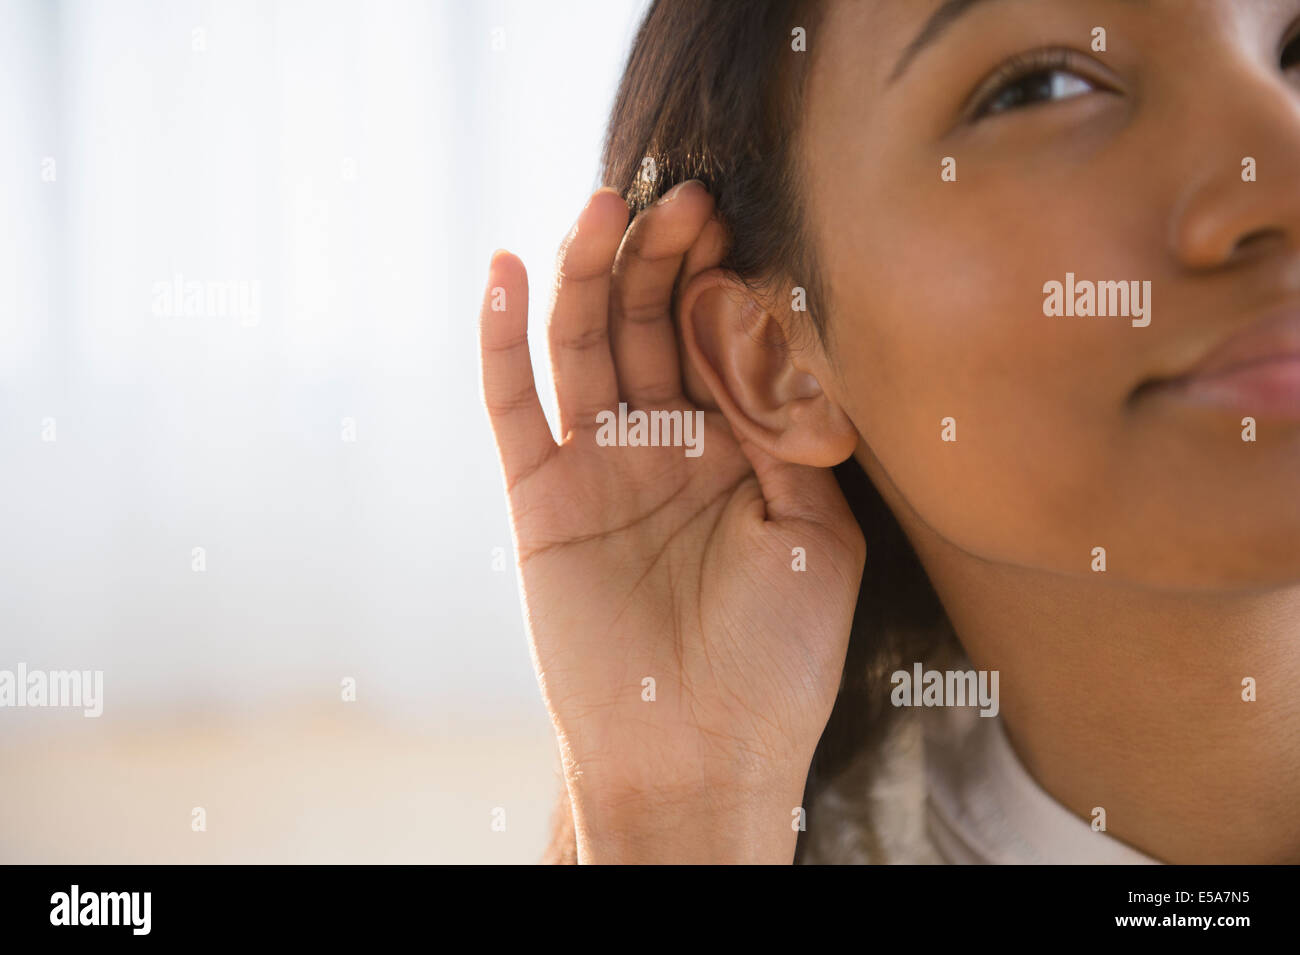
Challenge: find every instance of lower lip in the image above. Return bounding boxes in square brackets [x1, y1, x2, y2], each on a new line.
[1154, 357, 1300, 418]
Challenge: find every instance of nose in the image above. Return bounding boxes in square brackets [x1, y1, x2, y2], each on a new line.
[1168, 62, 1300, 270]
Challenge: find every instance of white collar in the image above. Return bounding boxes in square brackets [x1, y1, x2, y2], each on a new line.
[922, 702, 1162, 864]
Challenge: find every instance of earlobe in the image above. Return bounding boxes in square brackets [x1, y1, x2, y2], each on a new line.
[678, 268, 859, 469]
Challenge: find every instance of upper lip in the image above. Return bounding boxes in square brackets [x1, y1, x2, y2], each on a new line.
[1167, 308, 1300, 383]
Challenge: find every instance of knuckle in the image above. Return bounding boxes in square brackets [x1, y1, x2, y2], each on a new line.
[549, 321, 609, 352]
[485, 386, 539, 418]
[615, 299, 669, 327]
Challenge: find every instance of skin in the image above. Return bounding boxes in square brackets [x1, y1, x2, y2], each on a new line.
[481, 0, 1300, 863]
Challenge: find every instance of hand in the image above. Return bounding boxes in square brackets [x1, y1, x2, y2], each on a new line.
[478, 181, 866, 862]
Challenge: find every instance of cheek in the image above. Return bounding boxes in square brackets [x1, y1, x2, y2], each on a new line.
[816, 124, 1300, 586]
[829, 224, 1144, 574]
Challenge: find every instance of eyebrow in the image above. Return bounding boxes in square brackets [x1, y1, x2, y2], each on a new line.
[888, 0, 997, 84]
[887, 0, 1145, 85]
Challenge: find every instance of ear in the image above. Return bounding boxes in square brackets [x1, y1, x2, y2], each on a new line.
[678, 268, 858, 467]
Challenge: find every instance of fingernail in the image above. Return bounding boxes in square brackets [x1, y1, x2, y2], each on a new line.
[658, 178, 703, 205]
[583, 187, 622, 215]
[567, 189, 614, 238]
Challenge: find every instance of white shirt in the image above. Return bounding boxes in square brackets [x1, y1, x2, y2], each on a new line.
[802, 657, 1165, 864]
[920, 703, 1161, 864]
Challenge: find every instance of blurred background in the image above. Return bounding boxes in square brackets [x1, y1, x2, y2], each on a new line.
[0, 0, 650, 862]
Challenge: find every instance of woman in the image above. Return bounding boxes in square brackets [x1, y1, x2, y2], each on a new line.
[478, 0, 1300, 863]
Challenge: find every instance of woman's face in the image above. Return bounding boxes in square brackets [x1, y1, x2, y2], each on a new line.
[802, 0, 1300, 589]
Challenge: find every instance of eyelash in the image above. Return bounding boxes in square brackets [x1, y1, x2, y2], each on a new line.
[967, 48, 1104, 122]
[970, 23, 1300, 124]
[1284, 22, 1300, 70]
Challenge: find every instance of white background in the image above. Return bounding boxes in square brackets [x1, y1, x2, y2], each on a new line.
[0, 0, 650, 862]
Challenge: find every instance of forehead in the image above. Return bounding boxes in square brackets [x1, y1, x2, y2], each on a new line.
[800, 0, 939, 185]
[800, 0, 922, 195]
[812, 0, 938, 96]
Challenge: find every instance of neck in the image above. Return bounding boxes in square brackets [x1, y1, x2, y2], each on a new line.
[858, 455, 1300, 864]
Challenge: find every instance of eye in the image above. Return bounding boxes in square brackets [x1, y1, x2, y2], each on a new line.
[979, 70, 1095, 116]
[968, 49, 1104, 121]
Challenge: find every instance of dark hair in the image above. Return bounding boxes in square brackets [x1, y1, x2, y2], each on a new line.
[542, 0, 957, 864]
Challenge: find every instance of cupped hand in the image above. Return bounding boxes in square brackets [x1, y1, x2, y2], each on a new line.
[478, 181, 866, 862]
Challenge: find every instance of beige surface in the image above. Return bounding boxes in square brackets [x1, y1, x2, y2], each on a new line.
[0, 706, 563, 864]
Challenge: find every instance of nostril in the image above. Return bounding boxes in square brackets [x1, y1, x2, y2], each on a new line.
[1232, 227, 1287, 258]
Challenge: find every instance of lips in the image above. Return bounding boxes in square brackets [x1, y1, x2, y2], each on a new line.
[1148, 309, 1300, 417]
[1175, 310, 1300, 381]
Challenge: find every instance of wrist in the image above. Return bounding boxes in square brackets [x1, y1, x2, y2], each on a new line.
[568, 778, 809, 864]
